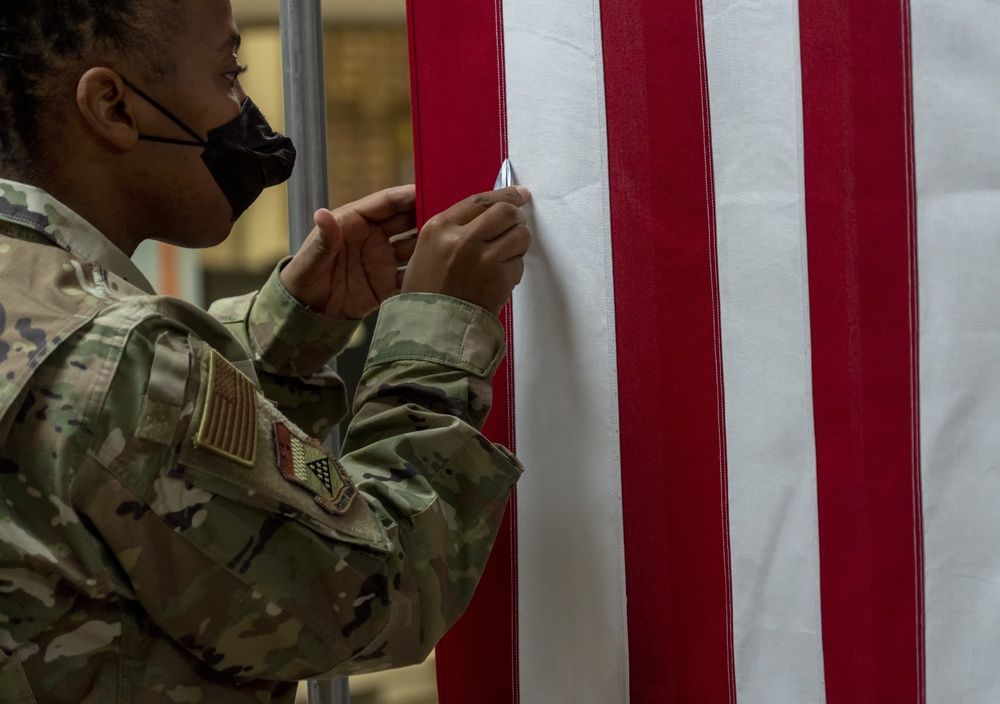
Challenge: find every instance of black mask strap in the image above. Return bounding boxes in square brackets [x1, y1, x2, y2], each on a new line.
[137, 134, 207, 147]
[121, 76, 207, 147]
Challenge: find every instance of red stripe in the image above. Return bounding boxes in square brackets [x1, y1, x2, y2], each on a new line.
[602, 1, 734, 701]
[798, 1, 924, 701]
[407, 3, 518, 703]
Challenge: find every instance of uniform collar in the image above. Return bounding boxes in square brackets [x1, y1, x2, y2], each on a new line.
[0, 178, 156, 295]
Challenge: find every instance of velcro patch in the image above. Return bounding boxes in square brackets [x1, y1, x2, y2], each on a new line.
[193, 350, 258, 466]
[274, 421, 357, 515]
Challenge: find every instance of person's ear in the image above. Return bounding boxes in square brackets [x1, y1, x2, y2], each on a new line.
[76, 68, 139, 150]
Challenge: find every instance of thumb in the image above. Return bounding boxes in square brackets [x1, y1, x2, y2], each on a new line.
[293, 210, 343, 280]
[307, 209, 344, 268]
[280, 209, 343, 298]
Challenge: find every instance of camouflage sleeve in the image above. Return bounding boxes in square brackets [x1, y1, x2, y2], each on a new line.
[207, 258, 360, 438]
[336, 293, 522, 664]
[76, 293, 521, 682]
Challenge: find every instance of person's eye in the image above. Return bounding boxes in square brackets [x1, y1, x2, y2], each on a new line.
[225, 63, 249, 84]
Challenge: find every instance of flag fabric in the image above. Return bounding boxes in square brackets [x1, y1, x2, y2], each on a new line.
[407, 1, 1000, 702]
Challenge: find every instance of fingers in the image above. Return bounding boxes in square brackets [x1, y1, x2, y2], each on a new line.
[469, 200, 528, 243]
[390, 234, 418, 265]
[375, 209, 419, 238]
[341, 185, 416, 224]
[327, 187, 417, 251]
[505, 255, 526, 287]
[439, 186, 531, 227]
[317, 196, 415, 256]
[400, 185, 532, 315]
[487, 223, 532, 262]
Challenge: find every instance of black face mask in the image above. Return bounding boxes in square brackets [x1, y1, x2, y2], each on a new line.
[122, 78, 297, 219]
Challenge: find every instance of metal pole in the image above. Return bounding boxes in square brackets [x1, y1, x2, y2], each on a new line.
[278, 0, 339, 455]
[307, 678, 351, 704]
[279, 2, 348, 703]
[280, 0, 329, 254]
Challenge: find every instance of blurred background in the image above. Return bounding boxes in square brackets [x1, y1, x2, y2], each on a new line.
[133, 1, 441, 701]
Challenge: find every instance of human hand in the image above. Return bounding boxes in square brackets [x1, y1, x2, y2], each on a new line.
[280, 185, 418, 320]
[402, 187, 532, 316]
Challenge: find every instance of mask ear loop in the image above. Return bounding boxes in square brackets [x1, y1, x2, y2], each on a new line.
[120, 76, 207, 147]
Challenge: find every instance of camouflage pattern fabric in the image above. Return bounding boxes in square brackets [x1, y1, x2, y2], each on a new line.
[0, 179, 522, 703]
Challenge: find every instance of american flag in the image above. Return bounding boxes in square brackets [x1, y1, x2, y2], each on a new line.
[195, 350, 257, 466]
[408, 1, 1000, 702]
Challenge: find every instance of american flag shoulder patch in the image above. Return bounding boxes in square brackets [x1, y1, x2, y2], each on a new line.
[274, 421, 357, 515]
[193, 350, 258, 466]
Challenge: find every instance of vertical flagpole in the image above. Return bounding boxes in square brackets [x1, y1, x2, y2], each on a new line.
[278, 2, 348, 704]
[306, 679, 350, 704]
[279, 0, 329, 277]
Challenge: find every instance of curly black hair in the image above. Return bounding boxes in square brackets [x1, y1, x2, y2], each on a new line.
[0, 0, 178, 178]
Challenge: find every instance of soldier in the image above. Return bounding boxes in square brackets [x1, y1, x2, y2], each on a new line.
[0, 0, 531, 702]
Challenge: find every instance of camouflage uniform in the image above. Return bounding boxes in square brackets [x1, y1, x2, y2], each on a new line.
[0, 179, 521, 703]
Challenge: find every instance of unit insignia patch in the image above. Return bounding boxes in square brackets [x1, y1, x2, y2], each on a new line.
[274, 421, 357, 515]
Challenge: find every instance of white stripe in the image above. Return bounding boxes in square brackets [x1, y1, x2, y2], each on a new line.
[503, 0, 628, 702]
[702, 2, 827, 701]
[912, 2, 1000, 701]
